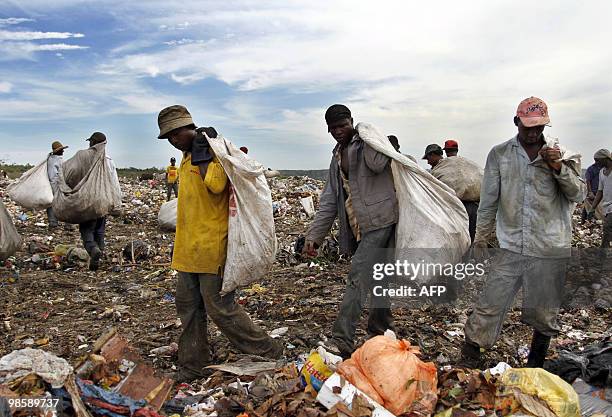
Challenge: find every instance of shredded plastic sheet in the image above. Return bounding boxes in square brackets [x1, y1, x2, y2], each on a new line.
[0, 348, 73, 388]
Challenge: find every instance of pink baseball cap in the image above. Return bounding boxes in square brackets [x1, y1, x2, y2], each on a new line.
[516, 96, 550, 127]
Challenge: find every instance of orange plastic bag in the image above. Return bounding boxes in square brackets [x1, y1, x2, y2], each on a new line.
[337, 334, 438, 416]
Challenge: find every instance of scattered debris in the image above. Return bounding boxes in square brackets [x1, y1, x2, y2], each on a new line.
[0, 174, 609, 416]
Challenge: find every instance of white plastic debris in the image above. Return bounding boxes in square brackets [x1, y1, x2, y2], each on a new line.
[269, 326, 289, 338]
[487, 362, 512, 376]
[0, 348, 73, 388]
[317, 373, 395, 417]
[300, 196, 315, 217]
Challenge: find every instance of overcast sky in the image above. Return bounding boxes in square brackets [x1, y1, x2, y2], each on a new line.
[0, 0, 610, 170]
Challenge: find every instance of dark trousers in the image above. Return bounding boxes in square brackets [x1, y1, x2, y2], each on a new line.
[79, 217, 106, 255]
[332, 224, 395, 355]
[167, 182, 179, 201]
[462, 201, 478, 244]
[175, 272, 282, 378]
[46, 207, 58, 227]
[603, 214, 612, 249]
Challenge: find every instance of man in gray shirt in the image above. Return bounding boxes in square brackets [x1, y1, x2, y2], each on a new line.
[47, 140, 68, 228]
[304, 104, 398, 358]
[460, 97, 585, 368]
[590, 148, 612, 248]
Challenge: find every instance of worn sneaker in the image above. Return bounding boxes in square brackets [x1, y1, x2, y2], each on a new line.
[89, 246, 102, 271]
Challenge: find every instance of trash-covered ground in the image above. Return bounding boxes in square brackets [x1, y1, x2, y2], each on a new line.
[0, 175, 610, 416]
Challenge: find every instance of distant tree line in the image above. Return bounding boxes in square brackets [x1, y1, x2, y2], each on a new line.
[0, 163, 164, 180]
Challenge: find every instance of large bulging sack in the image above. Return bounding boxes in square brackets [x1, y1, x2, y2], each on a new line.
[52, 142, 122, 224]
[7, 159, 54, 210]
[158, 199, 177, 232]
[337, 333, 438, 416]
[432, 156, 483, 201]
[207, 135, 277, 295]
[0, 201, 22, 260]
[356, 123, 470, 274]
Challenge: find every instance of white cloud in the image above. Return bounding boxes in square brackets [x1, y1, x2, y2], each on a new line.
[0, 18, 35, 26]
[0, 42, 89, 60]
[23, 43, 88, 51]
[163, 38, 207, 46]
[0, 30, 84, 41]
[159, 21, 192, 31]
[0, 81, 12, 93]
[0, 73, 178, 121]
[1, 0, 612, 168]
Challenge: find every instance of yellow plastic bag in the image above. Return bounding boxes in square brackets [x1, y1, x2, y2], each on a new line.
[300, 350, 336, 394]
[498, 368, 580, 417]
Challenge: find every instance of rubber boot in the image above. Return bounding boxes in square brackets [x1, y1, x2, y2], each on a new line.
[525, 329, 551, 368]
[89, 246, 102, 271]
[458, 340, 483, 368]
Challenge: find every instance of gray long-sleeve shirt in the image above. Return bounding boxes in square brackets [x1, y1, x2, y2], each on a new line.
[476, 135, 585, 258]
[306, 133, 398, 255]
[47, 154, 63, 185]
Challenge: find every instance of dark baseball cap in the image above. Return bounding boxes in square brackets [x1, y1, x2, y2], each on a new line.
[422, 144, 443, 159]
[85, 132, 107, 143]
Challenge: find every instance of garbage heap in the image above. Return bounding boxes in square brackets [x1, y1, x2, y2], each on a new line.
[1, 330, 610, 417]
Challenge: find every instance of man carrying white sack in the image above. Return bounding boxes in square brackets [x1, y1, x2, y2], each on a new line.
[74, 132, 119, 271]
[304, 104, 398, 359]
[156, 105, 282, 382]
[460, 97, 585, 368]
[46, 140, 68, 229]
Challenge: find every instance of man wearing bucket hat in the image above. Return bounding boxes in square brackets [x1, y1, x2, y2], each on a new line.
[156, 105, 282, 382]
[46, 140, 68, 228]
[589, 149, 612, 248]
[460, 97, 585, 368]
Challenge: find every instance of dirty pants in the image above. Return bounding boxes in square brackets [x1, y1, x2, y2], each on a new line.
[176, 272, 281, 378]
[462, 201, 478, 244]
[602, 213, 612, 249]
[464, 249, 567, 349]
[79, 217, 106, 255]
[332, 225, 395, 355]
[47, 183, 59, 227]
[167, 182, 179, 201]
[46, 207, 58, 227]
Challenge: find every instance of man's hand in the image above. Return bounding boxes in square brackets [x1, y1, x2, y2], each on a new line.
[191, 136, 212, 166]
[587, 191, 595, 200]
[539, 146, 562, 172]
[200, 126, 218, 139]
[303, 240, 319, 257]
[470, 239, 490, 263]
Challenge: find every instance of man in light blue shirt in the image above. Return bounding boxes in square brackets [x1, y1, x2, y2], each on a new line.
[460, 97, 585, 368]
